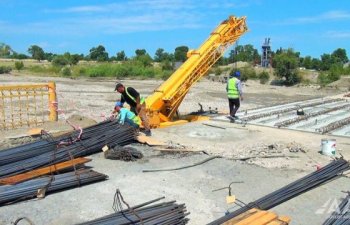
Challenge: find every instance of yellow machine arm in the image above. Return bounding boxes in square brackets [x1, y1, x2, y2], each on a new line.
[145, 15, 248, 128]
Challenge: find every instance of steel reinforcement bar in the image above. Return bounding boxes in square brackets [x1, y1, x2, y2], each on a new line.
[275, 104, 350, 127]
[77, 199, 189, 225]
[208, 158, 350, 225]
[242, 98, 342, 122]
[316, 117, 350, 134]
[0, 169, 107, 206]
[0, 120, 137, 178]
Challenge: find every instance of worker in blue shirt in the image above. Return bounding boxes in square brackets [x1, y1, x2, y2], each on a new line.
[112, 101, 141, 129]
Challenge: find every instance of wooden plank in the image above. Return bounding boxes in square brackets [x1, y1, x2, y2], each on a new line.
[0, 158, 91, 185]
[223, 209, 290, 225]
[28, 128, 43, 136]
[136, 135, 167, 146]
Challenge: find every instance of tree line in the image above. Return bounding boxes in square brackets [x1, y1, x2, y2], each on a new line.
[0, 43, 190, 65]
[0, 42, 349, 85]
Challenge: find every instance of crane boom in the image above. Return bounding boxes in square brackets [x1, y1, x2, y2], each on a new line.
[145, 15, 248, 128]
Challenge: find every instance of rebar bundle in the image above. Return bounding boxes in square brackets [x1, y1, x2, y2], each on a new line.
[275, 104, 350, 127]
[0, 120, 116, 166]
[208, 158, 350, 225]
[77, 197, 189, 225]
[0, 140, 57, 166]
[0, 120, 137, 178]
[323, 194, 350, 225]
[316, 117, 350, 134]
[0, 169, 107, 206]
[242, 99, 342, 122]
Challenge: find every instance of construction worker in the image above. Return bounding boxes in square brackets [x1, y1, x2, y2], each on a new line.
[113, 101, 141, 128]
[115, 83, 151, 136]
[227, 71, 243, 122]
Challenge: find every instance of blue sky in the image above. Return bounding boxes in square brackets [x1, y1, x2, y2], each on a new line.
[1, 0, 349, 58]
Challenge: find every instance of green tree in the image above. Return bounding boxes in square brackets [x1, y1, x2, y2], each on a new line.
[135, 49, 146, 57]
[0, 43, 13, 58]
[273, 49, 300, 85]
[14, 61, 24, 71]
[89, 45, 109, 61]
[154, 48, 168, 62]
[311, 58, 321, 70]
[229, 44, 260, 63]
[28, 45, 45, 61]
[331, 48, 348, 64]
[11, 52, 28, 59]
[258, 71, 270, 84]
[116, 50, 127, 61]
[161, 60, 173, 70]
[61, 67, 71, 76]
[44, 52, 56, 61]
[320, 54, 333, 71]
[134, 49, 152, 67]
[52, 55, 69, 66]
[328, 64, 343, 82]
[154, 48, 173, 62]
[135, 54, 153, 67]
[70, 54, 82, 65]
[301, 56, 312, 69]
[174, 46, 189, 62]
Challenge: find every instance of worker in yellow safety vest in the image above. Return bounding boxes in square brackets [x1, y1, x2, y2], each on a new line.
[115, 83, 151, 136]
[112, 101, 141, 128]
[226, 71, 243, 121]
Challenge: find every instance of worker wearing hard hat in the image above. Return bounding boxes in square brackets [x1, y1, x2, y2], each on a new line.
[113, 101, 141, 128]
[227, 71, 243, 122]
[115, 83, 151, 136]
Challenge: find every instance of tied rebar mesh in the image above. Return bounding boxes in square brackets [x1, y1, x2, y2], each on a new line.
[0, 85, 50, 129]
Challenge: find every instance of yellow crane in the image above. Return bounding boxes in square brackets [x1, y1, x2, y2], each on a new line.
[145, 15, 248, 128]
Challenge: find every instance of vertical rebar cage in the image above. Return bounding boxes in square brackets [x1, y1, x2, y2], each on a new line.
[0, 82, 57, 130]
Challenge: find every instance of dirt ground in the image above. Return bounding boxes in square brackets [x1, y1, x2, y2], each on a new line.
[0, 74, 349, 225]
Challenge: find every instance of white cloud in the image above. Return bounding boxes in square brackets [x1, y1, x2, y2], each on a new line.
[295, 10, 350, 23]
[2, 0, 251, 36]
[273, 10, 350, 25]
[325, 31, 350, 38]
[44, 0, 249, 14]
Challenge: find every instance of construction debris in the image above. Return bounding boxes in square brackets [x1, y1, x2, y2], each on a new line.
[136, 135, 167, 146]
[104, 146, 143, 161]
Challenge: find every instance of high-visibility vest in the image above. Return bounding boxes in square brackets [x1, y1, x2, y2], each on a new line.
[119, 108, 141, 126]
[131, 115, 141, 126]
[125, 87, 145, 104]
[227, 77, 239, 99]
